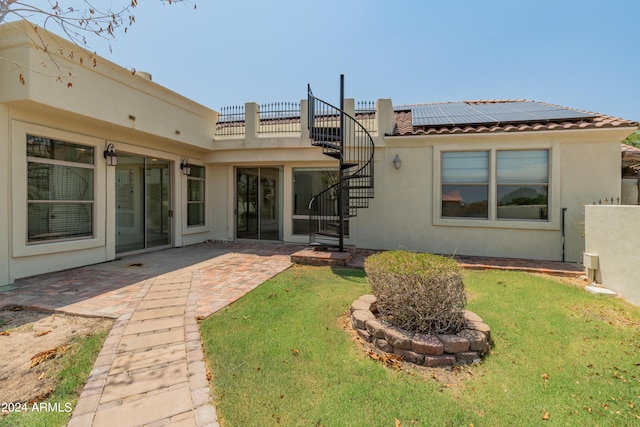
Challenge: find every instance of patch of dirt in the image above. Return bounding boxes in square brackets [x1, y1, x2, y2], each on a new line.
[339, 312, 471, 388]
[536, 273, 590, 289]
[0, 307, 113, 404]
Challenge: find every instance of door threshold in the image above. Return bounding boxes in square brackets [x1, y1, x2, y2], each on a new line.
[116, 244, 173, 257]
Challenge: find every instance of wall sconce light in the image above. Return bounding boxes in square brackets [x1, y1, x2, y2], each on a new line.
[393, 153, 401, 170]
[180, 158, 191, 176]
[103, 143, 118, 166]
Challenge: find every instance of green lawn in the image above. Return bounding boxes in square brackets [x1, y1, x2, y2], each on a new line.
[201, 265, 640, 427]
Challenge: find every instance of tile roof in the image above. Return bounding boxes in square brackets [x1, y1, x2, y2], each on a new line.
[622, 143, 640, 155]
[390, 100, 638, 136]
[622, 143, 640, 173]
[442, 189, 463, 202]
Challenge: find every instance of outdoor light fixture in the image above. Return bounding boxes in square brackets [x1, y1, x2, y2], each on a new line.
[103, 143, 118, 166]
[180, 158, 191, 176]
[393, 153, 401, 170]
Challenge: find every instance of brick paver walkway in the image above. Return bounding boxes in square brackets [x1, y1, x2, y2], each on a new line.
[1, 242, 583, 426]
[2, 242, 296, 427]
[453, 254, 584, 276]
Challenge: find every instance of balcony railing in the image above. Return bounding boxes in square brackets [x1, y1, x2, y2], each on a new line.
[258, 102, 301, 134]
[356, 100, 377, 133]
[215, 105, 245, 137]
[215, 100, 377, 138]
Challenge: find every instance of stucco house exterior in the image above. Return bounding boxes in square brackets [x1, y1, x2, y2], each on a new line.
[1, 22, 637, 286]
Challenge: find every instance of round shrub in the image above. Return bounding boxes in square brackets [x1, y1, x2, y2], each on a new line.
[364, 251, 466, 335]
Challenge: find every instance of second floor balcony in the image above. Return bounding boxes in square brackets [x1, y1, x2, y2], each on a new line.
[215, 99, 389, 142]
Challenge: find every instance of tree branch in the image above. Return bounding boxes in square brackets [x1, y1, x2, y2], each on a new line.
[0, 1, 195, 85]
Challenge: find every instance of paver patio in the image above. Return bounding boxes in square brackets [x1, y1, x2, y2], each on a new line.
[0, 242, 583, 426]
[2, 242, 296, 427]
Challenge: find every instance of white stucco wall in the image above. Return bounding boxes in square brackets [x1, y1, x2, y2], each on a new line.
[584, 205, 640, 305]
[208, 99, 632, 263]
[0, 22, 219, 284]
[0, 105, 10, 286]
[0, 21, 217, 151]
[4, 117, 221, 282]
[205, 158, 344, 245]
[352, 128, 628, 262]
[208, 164, 232, 242]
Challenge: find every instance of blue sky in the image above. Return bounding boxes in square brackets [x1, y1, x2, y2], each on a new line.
[40, 1, 640, 121]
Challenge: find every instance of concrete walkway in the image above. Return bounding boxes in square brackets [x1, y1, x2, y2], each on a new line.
[2, 242, 296, 427]
[0, 242, 583, 426]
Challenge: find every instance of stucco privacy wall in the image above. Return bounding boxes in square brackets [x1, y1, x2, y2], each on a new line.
[584, 205, 640, 305]
[0, 22, 218, 283]
[352, 129, 627, 263]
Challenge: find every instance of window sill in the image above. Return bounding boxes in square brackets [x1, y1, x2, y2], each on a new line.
[14, 237, 104, 258]
[433, 217, 559, 231]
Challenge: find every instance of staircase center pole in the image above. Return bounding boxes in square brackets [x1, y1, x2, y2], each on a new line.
[338, 74, 345, 252]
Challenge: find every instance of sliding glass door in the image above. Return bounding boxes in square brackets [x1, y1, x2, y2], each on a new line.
[116, 154, 171, 253]
[236, 167, 282, 241]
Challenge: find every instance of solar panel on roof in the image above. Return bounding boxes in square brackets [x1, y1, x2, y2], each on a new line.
[393, 104, 413, 111]
[405, 101, 594, 127]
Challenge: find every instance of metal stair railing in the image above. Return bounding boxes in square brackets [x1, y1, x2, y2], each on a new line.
[307, 76, 375, 251]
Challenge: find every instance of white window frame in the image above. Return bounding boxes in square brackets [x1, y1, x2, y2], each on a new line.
[11, 121, 106, 257]
[27, 137, 96, 244]
[433, 144, 560, 231]
[181, 162, 209, 236]
[186, 165, 206, 228]
[441, 150, 490, 219]
[496, 149, 549, 221]
[291, 167, 341, 236]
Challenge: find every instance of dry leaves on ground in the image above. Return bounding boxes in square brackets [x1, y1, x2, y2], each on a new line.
[0, 308, 112, 404]
[30, 345, 70, 368]
[367, 350, 403, 370]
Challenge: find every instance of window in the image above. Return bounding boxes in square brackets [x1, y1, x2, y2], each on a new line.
[187, 165, 205, 227]
[27, 135, 95, 243]
[441, 151, 489, 218]
[292, 168, 339, 234]
[441, 149, 550, 222]
[497, 150, 548, 220]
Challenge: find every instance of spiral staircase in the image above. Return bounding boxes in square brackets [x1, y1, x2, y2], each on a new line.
[307, 76, 375, 251]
